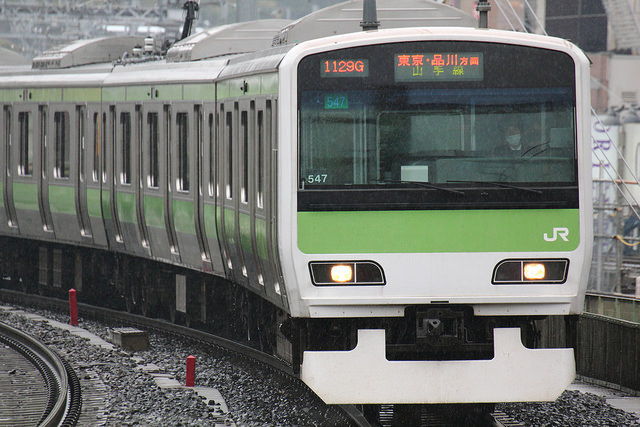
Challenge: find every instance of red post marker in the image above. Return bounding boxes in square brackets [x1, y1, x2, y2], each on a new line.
[186, 355, 195, 387]
[68, 289, 78, 326]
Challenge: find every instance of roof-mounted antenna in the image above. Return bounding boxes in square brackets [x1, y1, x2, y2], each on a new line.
[476, 0, 491, 29]
[180, 0, 200, 40]
[361, 0, 380, 31]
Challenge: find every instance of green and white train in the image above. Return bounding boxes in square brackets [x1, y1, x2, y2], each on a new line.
[0, 1, 592, 406]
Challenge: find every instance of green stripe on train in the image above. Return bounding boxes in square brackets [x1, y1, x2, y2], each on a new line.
[239, 212, 252, 253]
[117, 192, 136, 224]
[255, 217, 268, 260]
[87, 188, 101, 218]
[64, 88, 101, 103]
[13, 182, 38, 211]
[0, 185, 3, 208]
[101, 190, 111, 220]
[224, 208, 236, 246]
[144, 195, 164, 229]
[49, 185, 75, 215]
[30, 88, 62, 103]
[183, 84, 215, 101]
[204, 203, 217, 240]
[173, 199, 195, 234]
[217, 73, 278, 100]
[298, 209, 580, 254]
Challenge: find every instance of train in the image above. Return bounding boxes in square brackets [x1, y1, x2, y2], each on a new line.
[0, 0, 592, 408]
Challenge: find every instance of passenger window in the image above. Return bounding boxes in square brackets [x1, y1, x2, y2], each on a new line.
[208, 113, 215, 196]
[241, 110, 248, 203]
[102, 111, 109, 183]
[54, 111, 70, 179]
[147, 112, 159, 188]
[257, 110, 264, 209]
[77, 107, 86, 182]
[91, 113, 99, 182]
[120, 112, 131, 184]
[225, 110, 233, 199]
[18, 111, 33, 176]
[177, 112, 189, 192]
[4, 107, 10, 176]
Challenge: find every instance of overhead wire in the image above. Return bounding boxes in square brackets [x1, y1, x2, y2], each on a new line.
[493, 0, 517, 31]
[495, 0, 640, 221]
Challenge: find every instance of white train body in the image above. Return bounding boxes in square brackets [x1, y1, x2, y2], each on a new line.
[277, 28, 592, 403]
[0, 5, 592, 406]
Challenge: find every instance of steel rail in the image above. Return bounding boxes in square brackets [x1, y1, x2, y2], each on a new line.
[0, 288, 363, 426]
[0, 319, 82, 426]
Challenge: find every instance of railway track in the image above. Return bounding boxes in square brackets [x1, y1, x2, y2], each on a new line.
[0, 318, 82, 426]
[360, 403, 524, 426]
[0, 288, 527, 426]
[0, 288, 363, 426]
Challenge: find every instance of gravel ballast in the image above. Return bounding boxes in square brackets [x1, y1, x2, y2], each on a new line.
[1, 305, 638, 426]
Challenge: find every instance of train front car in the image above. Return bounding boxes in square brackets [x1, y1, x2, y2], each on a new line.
[278, 27, 592, 405]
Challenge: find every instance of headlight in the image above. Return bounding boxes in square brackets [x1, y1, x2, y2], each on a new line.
[309, 261, 385, 286]
[492, 259, 569, 284]
[523, 263, 545, 280]
[330, 264, 353, 283]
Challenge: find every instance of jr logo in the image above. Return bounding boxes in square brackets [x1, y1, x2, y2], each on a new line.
[544, 227, 569, 242]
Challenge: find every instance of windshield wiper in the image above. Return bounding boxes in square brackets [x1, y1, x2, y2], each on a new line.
[447, 180, 543, 194]
[377, 180, 465, 195]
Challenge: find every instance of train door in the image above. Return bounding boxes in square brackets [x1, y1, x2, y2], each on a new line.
[169, 103, 199, 269]
[134, 105, 151, 256]
[193, 104, 213, 271]
[252, 99, 279, 304]
[75, 105, 92, 242]
[49, 104, 83, 242]
[141, 103, 172, 261]
[163, 104, 181, 263]
[38, 105, 55, 237]
[85, 106, 107, 247]
[264, 99, 287, 305]
[238, 100, 262, 292]
[114, 104, 144, 255]
[1, 105, 18, 233]
[10, 101, 46, 239]
[201, 104, 224, 274]
[218, 100, 244, 284]
[102, 105, 125, 249]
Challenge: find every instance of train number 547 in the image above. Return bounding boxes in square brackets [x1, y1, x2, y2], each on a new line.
[307, 174, 328, 184]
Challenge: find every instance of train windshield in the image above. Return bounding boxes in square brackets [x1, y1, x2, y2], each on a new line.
[297, 41, 579, 211]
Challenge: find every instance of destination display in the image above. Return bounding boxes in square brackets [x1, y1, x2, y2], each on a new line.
[321, 59, 369, 77]
[394, 52, 483, 82]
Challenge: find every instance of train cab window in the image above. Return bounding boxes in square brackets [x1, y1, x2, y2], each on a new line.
[147, 112, 159, 188]
[241, 110, 249, 204]
[54, 111, 70, 179]
[18, 111, 33, 176]
[92, 113, 99, 182]
[120, 112, 131, 185]
[177, 112, 189, 192]
[297, 41, 579, 211]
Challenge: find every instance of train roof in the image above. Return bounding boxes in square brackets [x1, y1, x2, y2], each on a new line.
[0, 47, 30, 66]
[272, 0, 476, 46]
[31, 36, 148, 70]
[104, 56, 230, 85]
[166, 19, 292, 63]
